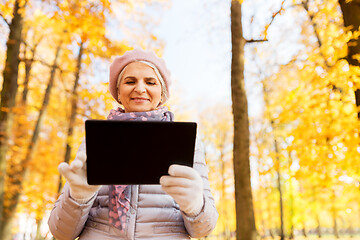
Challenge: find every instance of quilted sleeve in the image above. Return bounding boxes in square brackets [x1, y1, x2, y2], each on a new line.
[182, 136, 219, 238]
[47, 182, 97, 240]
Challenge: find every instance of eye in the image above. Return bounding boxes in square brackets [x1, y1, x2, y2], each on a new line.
[125, 80, 135, 84]
[122, 77, 137, 84]
[146, 78, 158, 85]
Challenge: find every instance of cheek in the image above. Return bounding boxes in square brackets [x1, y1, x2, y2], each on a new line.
[117, 90, 123, 101]
[153, 88, 162, 101]
[118, 85, 131, 99]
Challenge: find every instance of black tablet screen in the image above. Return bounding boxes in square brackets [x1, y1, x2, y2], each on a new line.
[85, 120, 197, 185]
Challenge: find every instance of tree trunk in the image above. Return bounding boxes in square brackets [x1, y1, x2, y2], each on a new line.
[272, 127, 285, 240]
[230, 1, 257, 239]
[302, 223, 307, 238]
[338, 0, 360, 119]
[0, 0, 26, 232]
[57, 41, 84, 195]
[220, 147, 231, 240]
[35, 218, 42, 240]
[287, 151, 295, 240]
[22, 41, 39, 104]
[316, 214, 322, 238]
[332, 189, 339, 238]
[1, 43, 61, 240]
[338, 4, 360, 237]
[265, 178, 275, 239]
[12, 31, 38, 155]
[10, 30, 38, 186]
[288, 156, 295, 240]
[266, 193, 274, 239]
[262, 75, 284, 239]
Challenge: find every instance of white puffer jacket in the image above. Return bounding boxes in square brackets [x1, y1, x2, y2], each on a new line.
[48, 138, 218, 240]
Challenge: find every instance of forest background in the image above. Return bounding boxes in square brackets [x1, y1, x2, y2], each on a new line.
[0, 0, 359, 239]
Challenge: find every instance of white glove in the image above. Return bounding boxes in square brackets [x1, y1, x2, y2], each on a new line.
[160, 164, 204, 217]
[58, 142, 101, 202]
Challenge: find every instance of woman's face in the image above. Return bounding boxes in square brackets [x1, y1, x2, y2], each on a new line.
[118, 62, 162, 113]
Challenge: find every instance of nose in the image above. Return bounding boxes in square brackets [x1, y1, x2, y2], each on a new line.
[134, 82, 146, 94]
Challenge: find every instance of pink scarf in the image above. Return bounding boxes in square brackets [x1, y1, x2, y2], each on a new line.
[107, 106, 174, 232]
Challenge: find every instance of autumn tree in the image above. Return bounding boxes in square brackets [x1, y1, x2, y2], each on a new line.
[0, 0, 26, 234]
[248, 0, 360, 237]
[7, 1, 173, 239]
[2, 8, 68, 237]
[200, 105, 235, 239]
[234, 0, 360, 238]
[231, 1, 257, 239]
[338, 0, 360, 120]
[0, 0, 169, 238]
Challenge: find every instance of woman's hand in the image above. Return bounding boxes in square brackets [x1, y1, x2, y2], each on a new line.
[58, 148, 101, 202]
[160, 164, 204, 217]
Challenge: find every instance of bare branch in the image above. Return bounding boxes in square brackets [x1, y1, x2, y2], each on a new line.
[20, 38, 73, 74]
[300, 0, 331, 69]
[246, 39, 268, 43]
[0, 13, 10, 27]
[256, 0, 286, 43]
[267, 0, 287, 28]
[18, 56, 72, 74]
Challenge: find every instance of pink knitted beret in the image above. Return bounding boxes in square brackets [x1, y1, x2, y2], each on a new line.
[109, 48, 171, 105]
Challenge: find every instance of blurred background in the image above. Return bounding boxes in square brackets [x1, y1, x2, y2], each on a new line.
[0, 0, 359, 239]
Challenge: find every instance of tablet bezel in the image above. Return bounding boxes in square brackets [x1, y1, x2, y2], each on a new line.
[85, 120, 197, 185]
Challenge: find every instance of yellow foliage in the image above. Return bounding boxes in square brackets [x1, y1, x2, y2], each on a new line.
[199, 104, 235, 237]
[1, 0, 170, 236]
[248, 0, 360, 235]
[0, 1, 14, 19]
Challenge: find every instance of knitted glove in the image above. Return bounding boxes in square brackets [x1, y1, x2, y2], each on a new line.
[160, 164, 204, 217]
[58, 141, 101, 203]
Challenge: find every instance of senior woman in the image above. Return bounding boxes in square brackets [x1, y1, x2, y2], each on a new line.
[48, 49, 218, 240]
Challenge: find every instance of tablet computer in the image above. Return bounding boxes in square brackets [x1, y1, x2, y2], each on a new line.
[85, 120, 197, 185]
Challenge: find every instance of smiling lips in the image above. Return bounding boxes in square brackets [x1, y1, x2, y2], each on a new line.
[131, 97, 149, 103]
